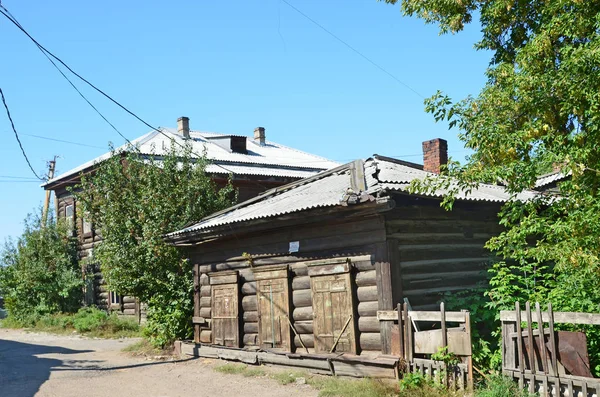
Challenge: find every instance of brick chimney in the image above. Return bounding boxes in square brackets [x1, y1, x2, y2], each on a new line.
[254, 127, 266, 146]
[422, 138, 448, 174]
[177, 116, 190, 139]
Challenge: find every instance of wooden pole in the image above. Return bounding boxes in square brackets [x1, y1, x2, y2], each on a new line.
[397, 303, 404, 359]
[41, 157, 56, 227]
[330, 314, 353, 353]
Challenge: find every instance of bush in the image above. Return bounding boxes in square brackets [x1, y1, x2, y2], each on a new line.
[0, 210, 82, 325]
[475, 375, 530, 397]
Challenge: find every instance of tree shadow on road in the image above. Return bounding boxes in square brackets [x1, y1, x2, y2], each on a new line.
[0, 338, 94, 397]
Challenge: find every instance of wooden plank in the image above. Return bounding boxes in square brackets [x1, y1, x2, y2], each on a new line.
[376, 310, 467, 322]
[535, 302, 548, 375]
[547, 302, 558, 378]
[500, 310, 600, 325]
[413, 328, 471, 356]
[244, 322, 258, 334]
[526, 302, 535, 374]
[192, 316, 206, 325]
[515, 302, 525, 374]
[209, 271, 239, 285]
[440, 302, 447, 350]
[406, 304, 413, 361]
[307, 261, 350, 277]
[253, 266, 288, 281]
[397, 303, 404, 359]
[463, 310, 473, 390]
[293, 320, 313, 334]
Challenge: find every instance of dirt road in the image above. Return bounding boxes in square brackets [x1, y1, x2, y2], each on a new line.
[0, 329, 318, 397]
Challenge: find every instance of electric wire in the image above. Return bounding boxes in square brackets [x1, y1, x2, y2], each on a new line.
[21, 133, 106, 150]
[0, 87, 44, 180]
[0, 7, 132, 146]
[0, 6, 236, 174]
[281, 0, 425, 99]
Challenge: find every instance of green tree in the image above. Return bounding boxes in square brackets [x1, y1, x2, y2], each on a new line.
[0, 210, 82, 326]
[75, 142, 235, 346]
[382, 0, 600, 274]
[381, 0, 600, 375]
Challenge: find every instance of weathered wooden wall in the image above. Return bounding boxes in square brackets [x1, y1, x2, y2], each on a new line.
[191, 214, 389, 356]
[385, 194, 502, 310]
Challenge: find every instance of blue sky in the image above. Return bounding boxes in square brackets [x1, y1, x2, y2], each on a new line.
[0, 0, 490, 242]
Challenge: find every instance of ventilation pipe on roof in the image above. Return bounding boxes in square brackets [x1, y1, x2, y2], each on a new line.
[254, 127, 265, 146]
[177, 116, 190, 139]
[422, 138, 448, 174]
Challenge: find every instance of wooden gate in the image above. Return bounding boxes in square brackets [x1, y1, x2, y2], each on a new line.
[378, 303, 473, 390]
[310, 272, 356, 354]
[210, 271, 239, 347]
[254, 266, 291, 351]
[501, 302, 600, 397]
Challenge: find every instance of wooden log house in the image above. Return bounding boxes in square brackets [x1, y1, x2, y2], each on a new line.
[42, 117, 338, 319]
[168, 139, 539, 375]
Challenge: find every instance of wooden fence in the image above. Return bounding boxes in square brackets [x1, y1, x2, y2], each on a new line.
[377, 302, 473, 390]
[501, 302, 600, 397]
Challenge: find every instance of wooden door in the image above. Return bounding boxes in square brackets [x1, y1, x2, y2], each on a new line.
[311, 273, 356, 354]
[257, 277, 291, 350]
[212, 284, 239, 347]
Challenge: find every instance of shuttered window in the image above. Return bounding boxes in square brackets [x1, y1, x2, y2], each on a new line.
[210, 271, 239, 347]
[254, 266, 291, 351]
[309, 259, 356, 354]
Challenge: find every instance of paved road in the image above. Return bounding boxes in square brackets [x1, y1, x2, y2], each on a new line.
[0, 329, 318, 397]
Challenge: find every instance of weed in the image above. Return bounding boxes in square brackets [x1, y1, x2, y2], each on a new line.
[214, 363, 248, 375]
[243, 367, 266, 377]
[122, 339, 168, 357]
[475, 375, 531, 397]
[271, 370, 309, 385]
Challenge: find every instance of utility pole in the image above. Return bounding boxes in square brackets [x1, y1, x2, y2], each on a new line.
[41, 156, 57, 227]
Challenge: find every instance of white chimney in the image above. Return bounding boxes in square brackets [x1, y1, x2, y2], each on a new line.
[254, 126, 265, 146]
[177, 116, 190, 139]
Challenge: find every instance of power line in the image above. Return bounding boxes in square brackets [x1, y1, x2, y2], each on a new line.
[21, 132, 106, 149]
[0, 7, 132, 146]
[0, 174, 40, 180]
[0, 87, 44, 180]
[281, 0, 425, 99]
[0, 5, 236, 176]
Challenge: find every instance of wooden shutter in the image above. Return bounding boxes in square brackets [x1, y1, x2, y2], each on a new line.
[310, 261, 356, 354]
[254, 266, 291, 351]
[210, 272, 239, 347]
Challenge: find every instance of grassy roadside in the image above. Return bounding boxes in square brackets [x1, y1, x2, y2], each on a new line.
[0, 307, 142, 339]
[212, 363, 530, 397]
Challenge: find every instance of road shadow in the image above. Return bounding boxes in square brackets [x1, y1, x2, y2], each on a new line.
[0, 338, 93, 397]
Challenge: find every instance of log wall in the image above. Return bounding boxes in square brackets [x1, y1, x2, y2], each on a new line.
[191, 215, 388, 356]
[385, 194, 502, 310]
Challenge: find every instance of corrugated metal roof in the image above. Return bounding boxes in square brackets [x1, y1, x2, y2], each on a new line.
[169, 157, 540, 237]
[43, 128, 339, 186]
[535, 171, 570, 188]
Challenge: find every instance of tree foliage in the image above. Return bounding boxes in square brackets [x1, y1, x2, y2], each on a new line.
[0, 210, 82, 326]
[74, 142, 235, 346]
[382, 0, 600, 375]
[383, 1, 600, 276]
